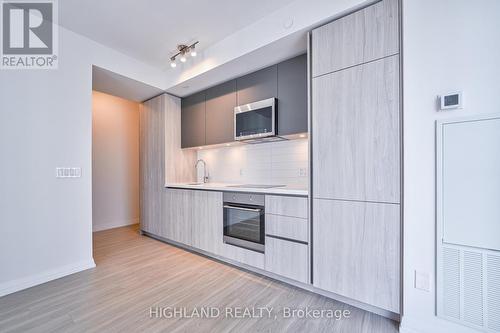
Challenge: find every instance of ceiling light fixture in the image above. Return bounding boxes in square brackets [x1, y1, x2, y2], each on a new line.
[169, 41, 199, 69]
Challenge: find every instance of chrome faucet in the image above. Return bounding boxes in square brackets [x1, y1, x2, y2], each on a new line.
[195, 159, 209, 183]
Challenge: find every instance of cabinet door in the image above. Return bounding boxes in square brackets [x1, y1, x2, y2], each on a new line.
[312, 55, 400, 203]
[312, 0, 399, 77]
[191, 190, 223, 255]
[265, 236, 309, 283]
[313, 198, 400, 313]
[163, 188, 193, 246]
[277, 54, 308, 135]
[236, 65, 277, 105]
[181, 91, 206, 148]
[140, 96, 164, 235]
[205, 80, 237, 145]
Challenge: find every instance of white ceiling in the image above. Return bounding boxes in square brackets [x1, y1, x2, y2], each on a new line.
[59, 0, 297, 68]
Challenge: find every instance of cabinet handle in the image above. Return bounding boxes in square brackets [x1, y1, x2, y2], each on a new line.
[223, 205, 262, 213]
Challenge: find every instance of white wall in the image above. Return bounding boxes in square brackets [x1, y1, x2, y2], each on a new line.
[197, 138, 308, 187]
[401, 1, 500, 332]
[0, 26, 164, 296]
[92, 91, 140, 232]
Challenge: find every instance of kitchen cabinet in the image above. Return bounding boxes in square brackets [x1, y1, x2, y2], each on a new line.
[265, 195, 308, 219]
[140, 96, 165, 236]
[162, 188, 223, 252]
[181, 91, 205, 148]
[205, 80, 237, 145]
[191, 190, 223, 255]
[311, 0, 401, 314]
[312, 55, 400, 203]
[265, 236, 309, 283]
[163, 188, 193, 246]
[236, 65, 277, 105]
[181, 55, 308, 147]
[311, 0, 399, 77]
[265, 195, 310, 283]
[266, 214, 308, 243]
[277, 54, 308, 135]
[141, 94, 196, 236]
[313, 199, 400, 313]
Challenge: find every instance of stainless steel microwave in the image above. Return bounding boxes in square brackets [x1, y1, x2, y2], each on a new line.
[234, 98, 276, 141]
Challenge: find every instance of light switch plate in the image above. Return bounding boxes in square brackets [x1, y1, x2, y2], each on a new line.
[56, 167, 82, 178]
[415, 270, 430, 291]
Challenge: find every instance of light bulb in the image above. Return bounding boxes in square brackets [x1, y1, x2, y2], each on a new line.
[190, 46, 197, 57]
[180, 55, 187, 62]
[170, 59, 176, 68]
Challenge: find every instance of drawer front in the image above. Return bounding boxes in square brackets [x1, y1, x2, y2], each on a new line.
[265, 195, 308, 218]
[265, 236, 309, 283]
[266, 214, 308, 243]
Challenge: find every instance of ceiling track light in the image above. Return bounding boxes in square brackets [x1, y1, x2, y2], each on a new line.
[169, 41, 199, 69]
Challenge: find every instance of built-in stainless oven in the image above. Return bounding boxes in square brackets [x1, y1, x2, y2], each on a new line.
[223, 192, 265, 253]
[234, 98, 276, 141]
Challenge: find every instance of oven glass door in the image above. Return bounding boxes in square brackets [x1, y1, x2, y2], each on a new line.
[223, 204, 264, 250]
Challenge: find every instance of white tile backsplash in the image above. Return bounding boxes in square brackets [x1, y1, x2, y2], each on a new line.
[196, 138, 308, 187]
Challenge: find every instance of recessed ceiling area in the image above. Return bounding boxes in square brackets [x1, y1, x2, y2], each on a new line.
[59, 0, 297, 68]
[92, 66, 164, 102]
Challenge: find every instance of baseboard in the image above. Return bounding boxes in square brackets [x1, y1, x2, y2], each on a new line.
[0, 258, 96, 298]
[92, 218, 139, 232]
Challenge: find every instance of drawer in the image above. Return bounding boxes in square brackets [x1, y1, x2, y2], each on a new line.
[265, 195, 308, 218]
[266, 214, 308, 243]
[265, 236, 309, 283]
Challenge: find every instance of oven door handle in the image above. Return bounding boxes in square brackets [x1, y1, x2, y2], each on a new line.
[223, 205, 262, 213]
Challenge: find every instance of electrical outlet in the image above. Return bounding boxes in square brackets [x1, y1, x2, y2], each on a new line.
[239, 169, 244, 176]
[414, 271, 430, 291]
[299, 168, 308, 177]
[56, 167, 81, 178]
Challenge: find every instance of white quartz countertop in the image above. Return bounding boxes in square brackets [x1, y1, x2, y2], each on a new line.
[166, 182, 308, 196]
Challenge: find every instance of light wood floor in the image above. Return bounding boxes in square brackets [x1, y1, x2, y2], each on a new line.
[0, 225, 399, 332]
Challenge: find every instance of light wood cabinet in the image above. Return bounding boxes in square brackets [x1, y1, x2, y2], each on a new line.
[140, 96, 165, 235]
[311, 0, 401, 314]
[162, 188, 193, 245]
[265, 236, 309, 283]
[312, 199, 400, 313]
[266, 214, 308, 243]
[311, 0, 399, 77]
[312, 55, 400, 203]
[191, 190, 223, 255]
[265, 195, 308, 219]
[140, 94, 195, 237]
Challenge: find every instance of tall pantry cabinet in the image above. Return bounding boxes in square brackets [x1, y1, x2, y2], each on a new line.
[310, 0, 401, 314]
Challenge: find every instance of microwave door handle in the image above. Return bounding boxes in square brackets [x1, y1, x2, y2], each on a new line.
[223, 205, 262, 213]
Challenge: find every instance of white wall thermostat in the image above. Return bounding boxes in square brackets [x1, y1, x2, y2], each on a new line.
[439, 91, 463, 110]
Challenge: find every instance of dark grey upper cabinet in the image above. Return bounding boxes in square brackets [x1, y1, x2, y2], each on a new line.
[205, 80, 237, 145]
[277, 54, 307, 135]
[181, 91, 206, 148]
[236, 65, 277, 105]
